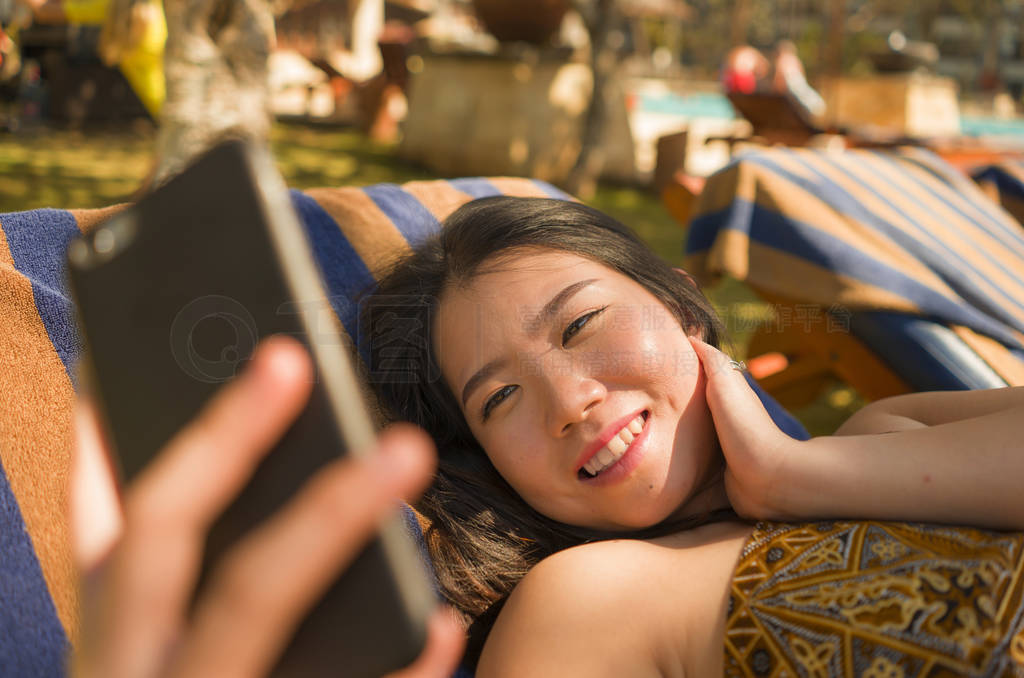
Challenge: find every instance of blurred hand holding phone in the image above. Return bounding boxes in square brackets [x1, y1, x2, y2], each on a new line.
[67, 141, 459, 678]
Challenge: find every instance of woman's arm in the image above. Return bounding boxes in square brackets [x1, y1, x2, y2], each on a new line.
[834, 386, 1024, 435]
[796, 401, 1024, 529]
[690, 338, 1024, 530]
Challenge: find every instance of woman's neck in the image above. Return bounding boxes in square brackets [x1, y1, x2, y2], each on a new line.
[671, 457, 733, 523]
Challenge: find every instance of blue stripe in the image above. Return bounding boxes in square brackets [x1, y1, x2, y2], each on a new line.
[362, 184, 440, 248]
[755, 153, 1024, 327]
[974, 165, 1024, 200]
[2, 209, 82, 379]
[0, 456, 69, 677]
[446, 177, 572, 201]
[531, 179, 573, 200]
[290, 191, 373, 342]
[686, 196, 752, 252]
[447, 178, 503, 199]
[746, 374, 809, 440]
[688, 199, 1024, 349]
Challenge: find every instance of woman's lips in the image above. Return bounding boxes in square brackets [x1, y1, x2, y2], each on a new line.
[577, 410, 650, 484]
[575, 409, 646, 471]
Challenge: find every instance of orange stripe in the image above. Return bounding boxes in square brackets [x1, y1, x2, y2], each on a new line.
[487, 177, 562, 199]
[70, 205, 129, 236]
[0, 220, 78, 644]
[952, 326, 1024, 386]
[692, 163, 755, 218]
[401, 180, 475, 222]
[305, 187, 410, 278]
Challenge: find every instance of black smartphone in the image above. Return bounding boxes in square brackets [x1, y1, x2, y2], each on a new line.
[67, 140, 435, 678]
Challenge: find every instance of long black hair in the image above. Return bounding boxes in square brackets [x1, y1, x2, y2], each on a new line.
[360, 197, 727, 666]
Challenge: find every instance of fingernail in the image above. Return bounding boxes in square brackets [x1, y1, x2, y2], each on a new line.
[248, 337, 311, 387]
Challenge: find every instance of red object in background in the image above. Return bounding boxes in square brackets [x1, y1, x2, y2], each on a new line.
[746, 352, 790, 380]
[722, 70, 757, 94]
[721, 45, 769, 94]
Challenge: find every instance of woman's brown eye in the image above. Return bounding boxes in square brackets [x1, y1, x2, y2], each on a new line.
[483, 385, 517, 420]
[562, 307, 606, 346]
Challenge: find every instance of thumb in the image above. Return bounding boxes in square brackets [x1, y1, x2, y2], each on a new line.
[71, 399, 124, 574]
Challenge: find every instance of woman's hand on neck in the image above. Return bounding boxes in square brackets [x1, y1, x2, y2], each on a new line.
[688, 337, 804, 521]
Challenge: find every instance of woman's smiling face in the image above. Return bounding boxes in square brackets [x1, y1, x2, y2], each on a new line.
[434, 249, 722, 531]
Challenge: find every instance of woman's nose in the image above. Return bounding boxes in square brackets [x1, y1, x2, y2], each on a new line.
[543, 367, 607, 436]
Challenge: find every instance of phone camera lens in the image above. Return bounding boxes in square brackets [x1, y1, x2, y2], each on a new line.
[94, 228, 116, 255]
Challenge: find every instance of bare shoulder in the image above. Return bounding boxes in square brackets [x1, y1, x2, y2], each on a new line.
[476, 539, 670, 678]
[477, 522, 752, 678]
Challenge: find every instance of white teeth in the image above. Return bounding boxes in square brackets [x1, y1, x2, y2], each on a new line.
[582, 414, 646, 477]
[606, 435, 628, 456]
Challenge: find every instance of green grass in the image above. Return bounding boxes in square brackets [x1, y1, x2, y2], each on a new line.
[0, 121, 859, 433]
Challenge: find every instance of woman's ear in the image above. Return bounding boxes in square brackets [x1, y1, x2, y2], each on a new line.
[672, 267, 699, 289]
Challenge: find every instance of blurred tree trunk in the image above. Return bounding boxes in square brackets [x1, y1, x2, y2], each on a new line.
[106, 0, 276, 184]
[565, 0, 616, 200]
[156, 0, 276, 182]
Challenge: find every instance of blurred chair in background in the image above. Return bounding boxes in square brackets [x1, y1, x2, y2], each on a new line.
[679, 147, 1024, 411]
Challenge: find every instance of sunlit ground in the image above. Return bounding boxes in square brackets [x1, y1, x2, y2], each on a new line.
[0, 121, 860, 434]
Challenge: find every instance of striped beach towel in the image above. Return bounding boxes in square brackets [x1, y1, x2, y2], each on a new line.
[685, 147, 1024, 386]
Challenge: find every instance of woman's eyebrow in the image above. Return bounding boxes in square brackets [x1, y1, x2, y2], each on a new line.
[526, 278, 598, 338]
[460, 278, 598, 408]
[461, 357, 508, 407]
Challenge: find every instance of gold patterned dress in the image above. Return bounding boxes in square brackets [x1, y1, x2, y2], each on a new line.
[724, 522, 1024, 677]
